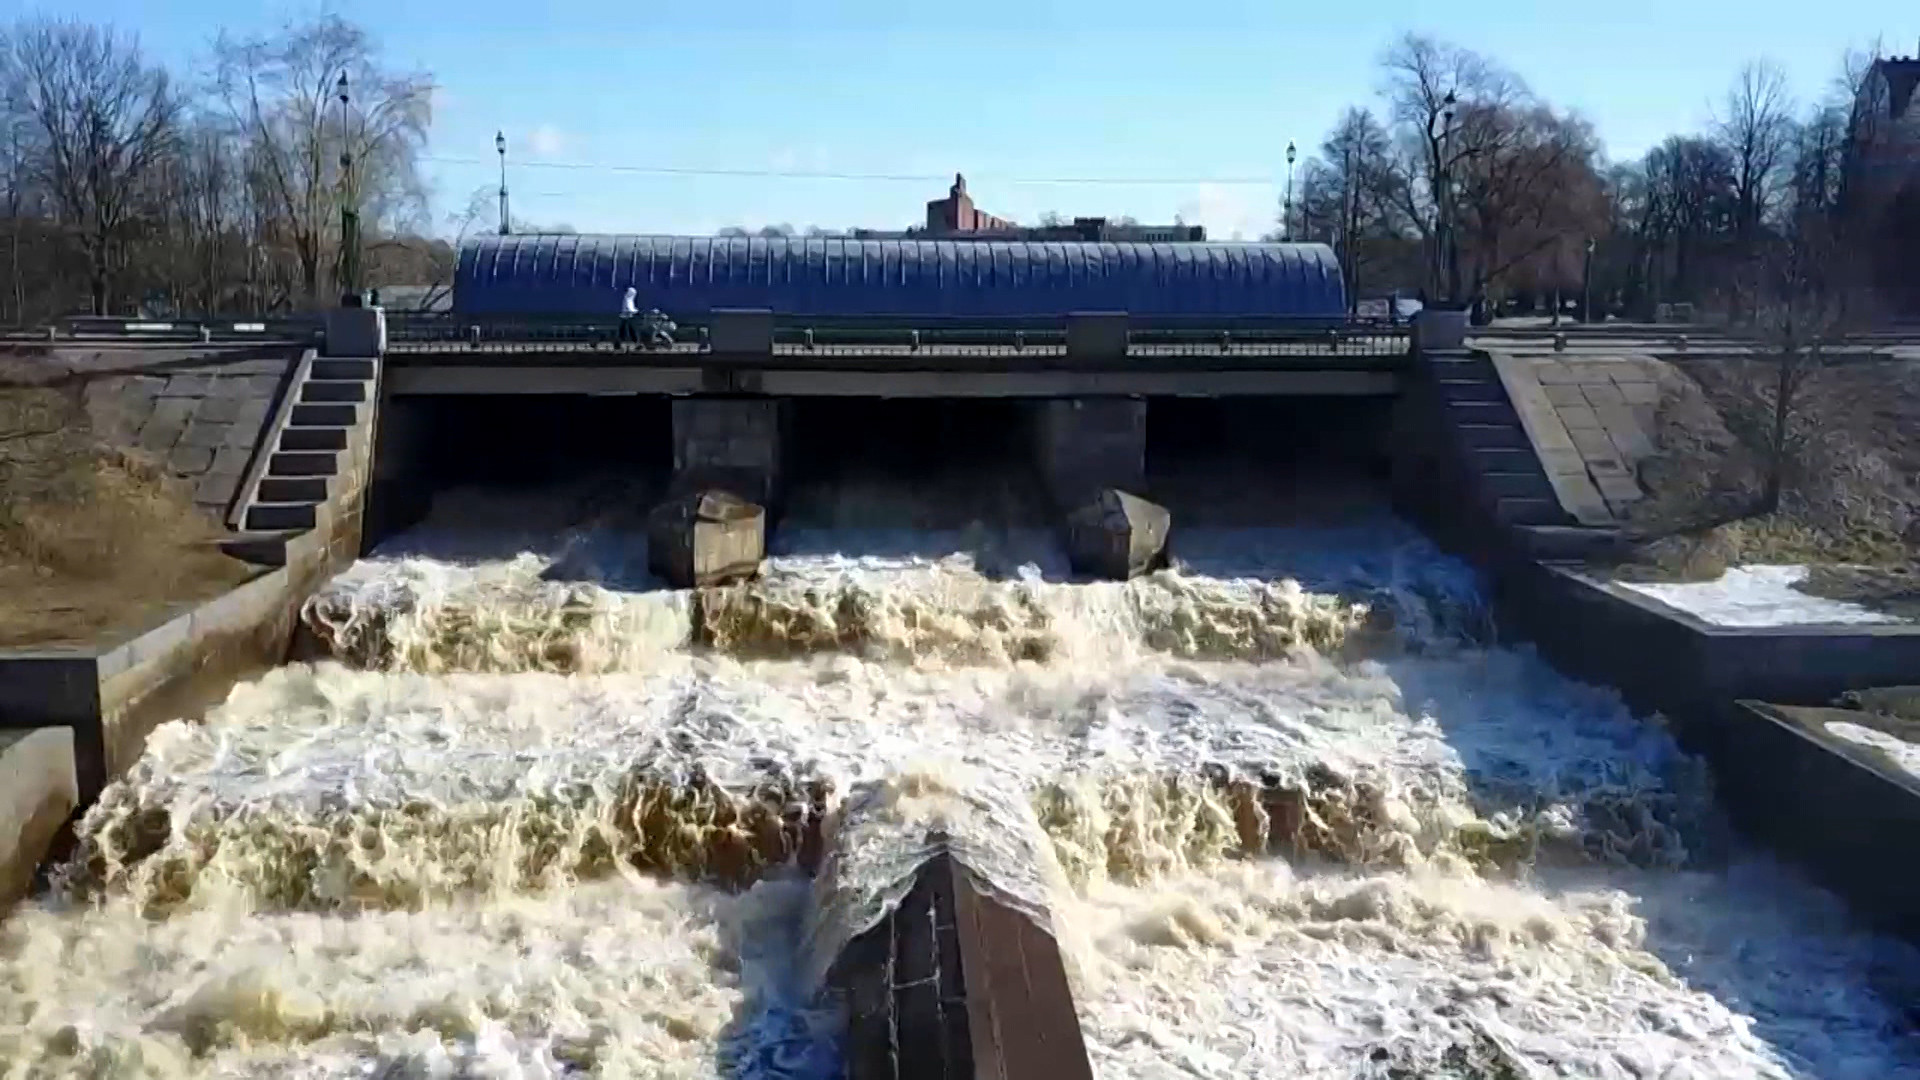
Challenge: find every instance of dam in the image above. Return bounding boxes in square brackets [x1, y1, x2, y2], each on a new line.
[2, 237, 1920, 1078]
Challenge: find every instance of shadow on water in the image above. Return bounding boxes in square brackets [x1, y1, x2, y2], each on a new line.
[1388, 652, 1920, 1077]
[710, 876, 843, 1080]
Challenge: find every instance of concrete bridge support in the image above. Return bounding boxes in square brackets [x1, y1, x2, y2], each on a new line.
[652, 397, 785, 588]
[669, 397, 786, 508]
[1031, 397, 1147, 509]
[1030, 397, 1169, 578]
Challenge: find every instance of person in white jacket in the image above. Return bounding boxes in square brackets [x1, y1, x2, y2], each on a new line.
[616, 287, 639, 348]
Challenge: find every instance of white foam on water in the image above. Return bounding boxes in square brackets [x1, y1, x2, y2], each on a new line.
[1826, 721, 1920, 779]
[0, 875, 839, 1077]
[7, 496, 1918, 1078]
[1616, 564, 1905, 627]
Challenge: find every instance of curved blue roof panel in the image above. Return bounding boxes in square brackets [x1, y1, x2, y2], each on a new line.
[453, 234, 1346, 319]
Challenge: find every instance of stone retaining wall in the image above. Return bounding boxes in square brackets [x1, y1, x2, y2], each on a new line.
[72, 346, 302, 519]
[0, 351, 379, 911]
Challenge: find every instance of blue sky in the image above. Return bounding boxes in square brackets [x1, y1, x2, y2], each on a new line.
[49, 0, 1919, 239]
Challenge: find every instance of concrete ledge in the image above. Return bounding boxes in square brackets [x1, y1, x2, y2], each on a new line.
[386, 365, 708, 395]
[1716, 702, 1920, 941]
[1494, 563, 1920, 940]
[1508, 566, 1920, 714]
[387, 365, 1400, 398]
[0, 729, 76, 914]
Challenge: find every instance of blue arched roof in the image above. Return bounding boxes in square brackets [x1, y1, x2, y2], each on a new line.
[453, 234, 1347, 319]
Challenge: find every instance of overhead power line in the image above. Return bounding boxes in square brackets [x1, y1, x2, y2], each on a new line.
[422, 155, 1277, 187]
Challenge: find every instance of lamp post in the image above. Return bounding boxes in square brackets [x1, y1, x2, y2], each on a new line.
[336, 72, 360, 304]
[1343, 143, 1358, 315]
[1284, 141, 1297, 241]
[1582, 236, 1597, 323]
[1437, 90, 1457, 305]
[496, 131, 510, 236]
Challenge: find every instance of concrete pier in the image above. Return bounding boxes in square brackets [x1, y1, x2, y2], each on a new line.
[1030, 397, 1170, 578]
[646, 489, 766, 588]
[670, 397, 785, 508]
[1031, 397, 1146, 510]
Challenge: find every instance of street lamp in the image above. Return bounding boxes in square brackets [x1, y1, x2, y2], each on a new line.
[496, 131, 510, 236]
[1437, 90, 1457, 305]
[336, 72, 360, 304]
[1582, 236, 1597, 323]
[1284, 141, 1297, 241]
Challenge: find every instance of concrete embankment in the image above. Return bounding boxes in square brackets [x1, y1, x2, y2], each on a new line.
[1390, 320, 1920, 941]
[0, 325, 383, 911]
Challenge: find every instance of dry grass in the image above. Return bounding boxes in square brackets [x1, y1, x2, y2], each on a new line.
[0, 363, 252, 649]
[1610, 352, 1920, 613]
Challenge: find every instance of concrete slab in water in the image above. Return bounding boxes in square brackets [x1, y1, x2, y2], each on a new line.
[829, 843, 1093, 1080]
[0, 728, 76, 912]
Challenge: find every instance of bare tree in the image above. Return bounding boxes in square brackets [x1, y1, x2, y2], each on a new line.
[1378, 33, 1524, 301]
[1714, 60, 1795, 248]
[4, 19, 177, 315]
[211, 14, 431, 304]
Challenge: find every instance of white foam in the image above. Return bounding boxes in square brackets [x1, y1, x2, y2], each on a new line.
[1826, 721, 1920, 779]
[1617, 564, 1904, 627]
[8, 504, 1917, 1077]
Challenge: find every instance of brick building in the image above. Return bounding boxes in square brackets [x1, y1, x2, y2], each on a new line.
[1851, 54, 1920, 212]
[1849, 53, 1920, 313]
[913, 173, 1205, 241]
[925, 174, 1017, 235]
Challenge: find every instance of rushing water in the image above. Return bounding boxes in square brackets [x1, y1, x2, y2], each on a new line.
[5, 477, 1919, 1079]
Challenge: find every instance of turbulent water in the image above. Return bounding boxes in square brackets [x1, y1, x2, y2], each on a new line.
[5, 479, 1919, 1079]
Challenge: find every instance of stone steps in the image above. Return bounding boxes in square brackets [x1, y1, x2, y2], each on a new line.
[1420, 348, 1576, 537]
[230, 352, 380, 540]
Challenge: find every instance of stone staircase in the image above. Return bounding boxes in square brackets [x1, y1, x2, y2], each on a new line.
[1400, 348, 1625, 565]
[1426, 350, 1572, 529]
[227, 355, 379, 543]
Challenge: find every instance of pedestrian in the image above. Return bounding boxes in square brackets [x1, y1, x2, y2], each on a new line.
[617, 286, 639, 348]
[643, 307, 677, 350]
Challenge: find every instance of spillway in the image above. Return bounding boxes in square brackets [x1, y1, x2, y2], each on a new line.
[5, 394, 1919, 1079]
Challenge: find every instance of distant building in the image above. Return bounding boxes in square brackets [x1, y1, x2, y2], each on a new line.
[925, 174, 1016, 235]
[914, 173, 1205, 242]
[1849, 53, 1920, 215]
[1848, 52, 1920, 313]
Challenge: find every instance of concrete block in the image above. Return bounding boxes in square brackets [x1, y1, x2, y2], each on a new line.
[211, 447, 252, 476]
[179, 421, 230, 450]
[195, 395, 245, 424]
[195, 471, 243, 508]
[137, 398, 196, 452]
[324, 310, 386, 357]
[159, 374, 213, 397]
[1556, 403, 1602, 431]
[1542, 383, 1590, 408]
[1066, 489, 1170, 580]
[708, 309, 775, 354]
[647, 490, 766, 588]
[167, 446, 214, 475]
[1616, 380, 1661, 406]
[1066, 312, 1129, 361]
[1414, 309, 1469, 352]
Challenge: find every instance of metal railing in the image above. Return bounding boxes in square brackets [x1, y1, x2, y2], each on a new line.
[29, 310, 1416, 359]
[39, 315, 325, 344]
[382, 313, 1411, 357]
